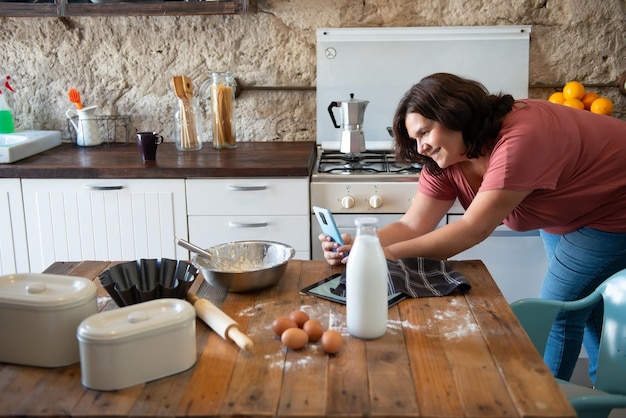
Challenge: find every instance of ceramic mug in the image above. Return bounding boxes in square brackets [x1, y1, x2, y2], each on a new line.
[66, 106, 102, 147]
[136, 132, 163, 162]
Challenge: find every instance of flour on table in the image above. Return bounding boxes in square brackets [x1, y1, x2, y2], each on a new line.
[97, 295, 112, 310]
[265, 347, 319, 370]
[387, 319, 420, 333]
[237, 302, 268, 317]
[431, 309, 480, 339]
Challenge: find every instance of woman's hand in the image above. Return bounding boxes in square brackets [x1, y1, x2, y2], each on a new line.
[318, 233, 352, 265]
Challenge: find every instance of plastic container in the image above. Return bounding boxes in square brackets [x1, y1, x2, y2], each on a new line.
[0, 75, 16, 134]
[345, 217, 388, 339]
[77, 298, 196, 391]
[0, 273, 98, 367]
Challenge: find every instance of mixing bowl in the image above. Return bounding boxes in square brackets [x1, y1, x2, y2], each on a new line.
[192, 240, 295, 292]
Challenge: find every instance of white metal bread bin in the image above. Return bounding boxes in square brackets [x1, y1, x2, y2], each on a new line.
[77, 298, 196, 391]
[0, 273, 98, 367]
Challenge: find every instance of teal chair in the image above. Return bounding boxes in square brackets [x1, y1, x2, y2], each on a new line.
[510, 268, 626, 418]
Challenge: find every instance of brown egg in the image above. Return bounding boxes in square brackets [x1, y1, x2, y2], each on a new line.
[302, 319, 324, 342]
[281, 327, 309, 350]
[272, 316, 298, 337]
[288, 310, 310, 328]
[321, 329, 343, 354]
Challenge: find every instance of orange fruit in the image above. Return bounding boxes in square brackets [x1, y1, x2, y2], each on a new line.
[581, 92, 600, 110]
[562, 81, 586, 100]
[548, 91, 566, 104]
[562, 98, 585, 110]
[590, 97, 614, 115]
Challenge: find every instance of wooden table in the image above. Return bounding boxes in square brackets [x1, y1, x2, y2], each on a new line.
[0, 260, 576, 418]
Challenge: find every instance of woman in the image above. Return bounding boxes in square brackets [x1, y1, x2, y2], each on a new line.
[319, 73, 626, 384]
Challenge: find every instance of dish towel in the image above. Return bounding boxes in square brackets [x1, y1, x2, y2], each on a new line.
[331, 257, 471, 298]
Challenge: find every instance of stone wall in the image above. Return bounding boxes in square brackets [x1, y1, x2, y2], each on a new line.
[0, 0, 624, 144]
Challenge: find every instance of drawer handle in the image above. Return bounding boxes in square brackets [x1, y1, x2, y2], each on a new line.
[85, 184, 124, 190]
[227, 185, 267, 191]
[228, 221, 269, 228]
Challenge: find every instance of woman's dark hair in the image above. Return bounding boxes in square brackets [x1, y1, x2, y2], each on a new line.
[392, 73, 515, 174]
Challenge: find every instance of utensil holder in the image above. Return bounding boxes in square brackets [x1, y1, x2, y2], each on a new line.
[174, 100, 202, 151]
[67, 114, 131, 146]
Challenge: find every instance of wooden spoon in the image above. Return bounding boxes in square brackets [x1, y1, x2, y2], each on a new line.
[182, 75, 194, 100]
[172, 76, 186, 100]
[172, 75, 199, 149]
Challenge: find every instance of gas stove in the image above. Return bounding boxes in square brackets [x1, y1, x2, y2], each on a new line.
[310, 144, 421, 247]
[310, 147, 421, 259]
[312, 147, 421, 182]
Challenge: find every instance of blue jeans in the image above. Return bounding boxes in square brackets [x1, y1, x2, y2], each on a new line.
[540, 228, 626, 384]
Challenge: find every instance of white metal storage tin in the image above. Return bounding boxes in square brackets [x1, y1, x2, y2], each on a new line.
[0, 273, 98, 367]
[77, 298, 196, 391]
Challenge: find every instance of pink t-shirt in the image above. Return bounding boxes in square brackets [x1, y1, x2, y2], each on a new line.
[418, 99, 626, 234]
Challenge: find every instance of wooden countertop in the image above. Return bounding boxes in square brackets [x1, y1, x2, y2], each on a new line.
[0, 259, 575, 417]
[0, 141, 317, 178]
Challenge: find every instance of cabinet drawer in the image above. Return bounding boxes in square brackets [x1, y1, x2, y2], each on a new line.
[186, 178, 309, 216]
[188, 215, 310, 259]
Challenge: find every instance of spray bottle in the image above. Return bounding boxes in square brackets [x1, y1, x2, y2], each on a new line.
[0, 75, 16, 133]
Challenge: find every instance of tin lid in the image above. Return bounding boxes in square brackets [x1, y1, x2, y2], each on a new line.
[0, 273, 97, 310]
[77, 299, 195, 343]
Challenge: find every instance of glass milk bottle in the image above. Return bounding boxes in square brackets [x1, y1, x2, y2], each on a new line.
[209, 71, 237, 149]
[346, 217, 388, 339]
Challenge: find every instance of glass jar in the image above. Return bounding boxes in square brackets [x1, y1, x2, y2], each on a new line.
[208, 71, 237, 149]
[174, 99, 202, 151]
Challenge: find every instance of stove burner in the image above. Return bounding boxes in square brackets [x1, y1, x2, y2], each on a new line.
[317, 150, 421, 176]
[342, 153, 366, 163]
[388, 161, 422, 174]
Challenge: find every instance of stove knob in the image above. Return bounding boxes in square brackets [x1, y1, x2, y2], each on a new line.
[340, 196, 355, 209]
[369, 195, 383, 209]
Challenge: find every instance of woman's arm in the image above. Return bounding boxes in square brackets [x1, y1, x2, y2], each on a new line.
[319, 189, 453, 265]
[384, 188, 532, 260]
[377, 190, 454, 247]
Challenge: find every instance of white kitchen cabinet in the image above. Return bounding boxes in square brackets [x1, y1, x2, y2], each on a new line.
[21, 179, 188, 273]
[186, 178, 310, 259]
[0, 179, 29, 274]
[447, 208, 548, 303]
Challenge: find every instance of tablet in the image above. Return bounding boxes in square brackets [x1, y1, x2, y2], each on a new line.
[300, 273, 406, 308]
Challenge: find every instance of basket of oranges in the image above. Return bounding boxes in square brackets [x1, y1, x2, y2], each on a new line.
[548, 81, 614, 116]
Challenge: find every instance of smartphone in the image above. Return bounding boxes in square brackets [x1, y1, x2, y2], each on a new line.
[313, 206, 344, 247]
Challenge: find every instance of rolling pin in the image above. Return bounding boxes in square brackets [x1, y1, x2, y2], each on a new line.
[185, 293, 254, 351]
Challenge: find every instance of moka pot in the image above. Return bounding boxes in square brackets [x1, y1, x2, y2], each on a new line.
[327, 93, 369, 153]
